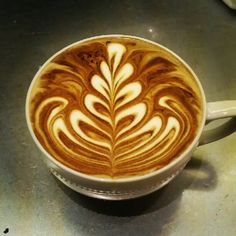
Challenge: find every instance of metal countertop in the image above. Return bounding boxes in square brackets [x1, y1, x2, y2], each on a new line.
[0, 0, 236, 235]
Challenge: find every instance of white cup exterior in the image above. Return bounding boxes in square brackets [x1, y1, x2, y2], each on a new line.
[26, 35, 207, 200]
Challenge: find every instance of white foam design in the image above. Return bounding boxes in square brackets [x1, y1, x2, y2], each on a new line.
[115, 82, 142, 109]
[70, 110, 111, 149]
[116, 116, 179, 159]
[107, 43, 126, 75]
[115, 103, 146, 136]
[35, 42, 186, 175]
[84, 94, 111, 124]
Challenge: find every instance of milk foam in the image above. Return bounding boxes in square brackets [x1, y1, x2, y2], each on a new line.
[30, 37, 202, 178]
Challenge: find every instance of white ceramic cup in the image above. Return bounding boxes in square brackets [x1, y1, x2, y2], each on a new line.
[26, 35, 236, 200]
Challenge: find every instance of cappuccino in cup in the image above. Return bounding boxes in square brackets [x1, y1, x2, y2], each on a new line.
[28, 36, 203, 179]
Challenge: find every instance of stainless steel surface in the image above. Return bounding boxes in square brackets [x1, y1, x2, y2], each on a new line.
[0, 0, 236, 235]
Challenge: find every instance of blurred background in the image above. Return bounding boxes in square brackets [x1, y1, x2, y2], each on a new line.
[0, 0, 236, 235]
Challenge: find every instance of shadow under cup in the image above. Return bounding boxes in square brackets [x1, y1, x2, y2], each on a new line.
[25, 35, 206, 200]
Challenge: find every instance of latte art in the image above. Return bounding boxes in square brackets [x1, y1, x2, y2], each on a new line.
[29, 36, 203, 178]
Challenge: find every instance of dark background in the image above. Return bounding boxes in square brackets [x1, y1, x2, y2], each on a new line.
[0, 0, 236, 235]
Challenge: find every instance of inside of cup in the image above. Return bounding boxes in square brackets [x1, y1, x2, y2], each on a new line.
[26, 35, 206, 182]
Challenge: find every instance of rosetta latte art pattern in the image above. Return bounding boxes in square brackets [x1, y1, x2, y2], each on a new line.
[29, 37, 202, 178]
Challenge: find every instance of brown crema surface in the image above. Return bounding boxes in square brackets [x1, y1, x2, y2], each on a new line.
[28, 36, 203, 178]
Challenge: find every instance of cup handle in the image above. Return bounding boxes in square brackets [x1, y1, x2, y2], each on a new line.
[199, 100, 236, 145]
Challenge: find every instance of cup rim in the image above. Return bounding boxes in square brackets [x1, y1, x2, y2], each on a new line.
[25, 34, 207, 183]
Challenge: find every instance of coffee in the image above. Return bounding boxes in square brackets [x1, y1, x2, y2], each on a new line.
[28, 36, 203, 178]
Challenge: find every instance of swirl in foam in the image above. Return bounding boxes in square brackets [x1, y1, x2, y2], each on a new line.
[29, 36, 203, 178]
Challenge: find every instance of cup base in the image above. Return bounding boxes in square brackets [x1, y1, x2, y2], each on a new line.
[50, 166, 185, 200]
